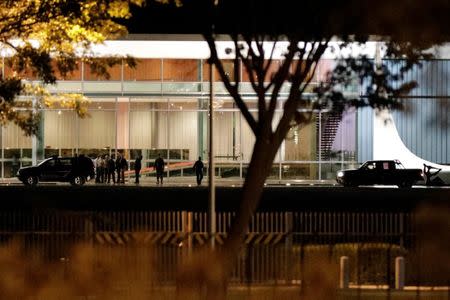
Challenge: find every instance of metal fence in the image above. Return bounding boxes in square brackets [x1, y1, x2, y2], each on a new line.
[0, 210, 414, 242]
[0, 210, 427, 285]
[0, 208, 448, 299]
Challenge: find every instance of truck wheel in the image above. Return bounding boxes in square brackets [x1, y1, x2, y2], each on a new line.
[24, 176, 38, 186]
[71, 176, 85, 186]
[398, 180, 412, 188]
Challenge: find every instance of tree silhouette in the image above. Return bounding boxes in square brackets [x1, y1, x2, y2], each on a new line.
[171, 0, 450, 297]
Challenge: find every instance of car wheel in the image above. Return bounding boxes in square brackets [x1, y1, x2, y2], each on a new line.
[71, 176, 85, 186]
[25, 176, 38, 186]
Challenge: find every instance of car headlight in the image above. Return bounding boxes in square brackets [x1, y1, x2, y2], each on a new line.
[337, 171, 344, 177]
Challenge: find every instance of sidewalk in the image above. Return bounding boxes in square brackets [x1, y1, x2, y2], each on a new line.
[0, 176, 338, 187]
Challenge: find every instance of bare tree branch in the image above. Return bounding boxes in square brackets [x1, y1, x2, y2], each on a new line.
[295, 41, 315, 84]
[262, 41, 277, 89]
[266, 40, 298, 123]
[255, 39, 267, 126]
[299, 40, 330, 95]
[231, 35, 241, 87]
[273, 40, 328, 146]
[205, 33, 258, 134]
[237, 37, 259, 93]
[235, 36, 266, 127]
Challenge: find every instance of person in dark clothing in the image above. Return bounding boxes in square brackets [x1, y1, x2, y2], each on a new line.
[154, 154, 165, 184]
[95, 155, 102, 183]
[106, 154, 116, 184]
[134, 155, 142, 184]
[99, 155, 106, 183]
[193, 156, 204, 186]
[120, 156, 128, 184]
[102, 154, 108, 182]
[116, 154, 123, 184]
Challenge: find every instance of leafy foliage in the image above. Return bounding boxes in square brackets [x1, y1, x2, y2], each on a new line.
[0, 0, 142, 135]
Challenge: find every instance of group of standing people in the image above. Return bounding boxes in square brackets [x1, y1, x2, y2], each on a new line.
[93, 153, 205, 186]
[95, 154, 128, 184]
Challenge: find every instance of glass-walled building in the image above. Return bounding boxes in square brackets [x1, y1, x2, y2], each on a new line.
[2, 38, 448, 180]
[0, 54, 357, 180]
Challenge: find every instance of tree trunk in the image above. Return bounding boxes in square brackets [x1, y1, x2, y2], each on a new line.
[176, 135, 282, 300]
[221, 135, 281, 275]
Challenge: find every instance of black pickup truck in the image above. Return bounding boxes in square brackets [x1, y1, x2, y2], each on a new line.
[336, 160, 423, 188]
[17, 156, 95, 186]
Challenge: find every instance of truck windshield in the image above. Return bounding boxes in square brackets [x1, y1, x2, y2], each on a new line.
[360, 162, 376, 170]
[395, 161, 405, 169]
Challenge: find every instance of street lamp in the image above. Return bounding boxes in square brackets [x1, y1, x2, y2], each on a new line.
[209, 61, 216, 249]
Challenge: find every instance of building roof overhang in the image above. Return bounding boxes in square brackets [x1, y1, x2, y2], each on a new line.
[2, 36, 450, 59]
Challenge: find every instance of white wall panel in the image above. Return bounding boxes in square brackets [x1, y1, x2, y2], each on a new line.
[43, 111, 76, 148]
[2, 124, 31, 148]
[169, 112, 197, 160]
[130, 111, 153, 149]
[79, 111, 115, 149]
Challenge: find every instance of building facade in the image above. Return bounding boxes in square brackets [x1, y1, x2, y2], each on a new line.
[1, 39, 449, 180]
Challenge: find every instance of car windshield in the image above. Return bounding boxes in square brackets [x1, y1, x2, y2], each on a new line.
[37, 158, 52, 166]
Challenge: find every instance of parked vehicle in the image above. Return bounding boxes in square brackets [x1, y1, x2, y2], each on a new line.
[336, 160, 423, 188]
[17, 156, 95, 186]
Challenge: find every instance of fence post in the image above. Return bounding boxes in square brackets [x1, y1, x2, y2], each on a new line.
[285, 212, 293, 283]
[395, 256, 405, 290]
[339, 256, 350, 289]
[399, 213, 404, 249]
[182, 211, 193, 254]
[84, 213, 94, 245]
[299, 243, 305, 296]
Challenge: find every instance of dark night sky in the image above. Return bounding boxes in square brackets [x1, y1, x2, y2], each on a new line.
[121, 0, 449, 43]
[122, 0, 212, 34]
[123, 0, 360, 36]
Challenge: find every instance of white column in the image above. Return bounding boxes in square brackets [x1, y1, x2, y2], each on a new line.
[116, 97, 130, 150]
